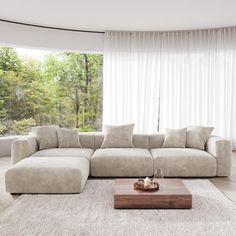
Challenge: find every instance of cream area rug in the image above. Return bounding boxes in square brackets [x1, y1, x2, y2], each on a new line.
[0, 180, 236, 236]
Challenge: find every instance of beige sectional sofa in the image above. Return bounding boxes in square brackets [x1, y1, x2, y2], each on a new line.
[6, 132, 232, 194]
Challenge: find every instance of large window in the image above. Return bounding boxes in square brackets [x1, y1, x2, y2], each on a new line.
[0, 46, 103, 135]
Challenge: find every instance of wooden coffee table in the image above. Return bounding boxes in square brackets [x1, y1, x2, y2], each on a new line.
[114, 179, 192, 209]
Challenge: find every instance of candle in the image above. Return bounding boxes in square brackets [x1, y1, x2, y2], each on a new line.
[144, 177, 151, 188]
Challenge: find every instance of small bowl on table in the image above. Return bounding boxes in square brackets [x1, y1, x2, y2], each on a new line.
[133, 179, 159, 192]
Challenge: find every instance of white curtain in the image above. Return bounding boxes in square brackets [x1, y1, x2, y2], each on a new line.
[103, 32, 161, 133]
[158, 28, 236, 149]
[103, 28, 236, 148]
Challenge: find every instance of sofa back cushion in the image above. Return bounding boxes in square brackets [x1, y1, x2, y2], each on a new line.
[79, 132, 155, 149]
[57, 128, 82, 148]
[148, 134, 165, 149]
[32, 125, 59, 150]
[92, 133, 149, 149]
[132, 134, 149, 149]
[79, 132, 97, 149]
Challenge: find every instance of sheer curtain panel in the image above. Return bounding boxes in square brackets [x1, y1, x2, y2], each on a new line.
[103, 32, 161, 133]
[103, 28, 236, 148]
[158, 28, 236, 149]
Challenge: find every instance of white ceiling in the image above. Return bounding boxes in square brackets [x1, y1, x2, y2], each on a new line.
[0, 0, 236, 31]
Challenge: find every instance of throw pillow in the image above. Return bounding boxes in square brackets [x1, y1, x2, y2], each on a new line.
[57, 128, 82, 148]
[186, 126, 214, 150]
[101, 123, 135, 148]
[32, 125, 59, 150]
[162, 128, 187, 148]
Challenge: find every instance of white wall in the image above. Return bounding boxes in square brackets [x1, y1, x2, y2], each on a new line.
[0, 21, 104, 53]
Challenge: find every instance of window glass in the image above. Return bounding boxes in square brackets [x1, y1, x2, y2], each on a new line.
[0, 46, 103, 135]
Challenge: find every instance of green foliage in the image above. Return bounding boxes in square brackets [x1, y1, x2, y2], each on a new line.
[13, 118, 36, 134]
[0, 123, 7, 135]
[79, 126, 96, 132]
[0, 47, 22, 73]
[0, 46, 103, 135]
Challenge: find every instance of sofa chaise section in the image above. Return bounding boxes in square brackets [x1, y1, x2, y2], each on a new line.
[6, 156, 89, 193]
[8, 134, 95, 194]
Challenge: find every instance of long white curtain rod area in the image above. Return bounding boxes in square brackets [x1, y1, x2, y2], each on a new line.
[0, 18, 235, 34]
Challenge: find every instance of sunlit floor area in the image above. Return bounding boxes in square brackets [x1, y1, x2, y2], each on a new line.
[0, 152, 236, 213]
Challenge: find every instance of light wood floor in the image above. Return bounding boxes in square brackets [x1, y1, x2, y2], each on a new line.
[0, 152, 236, 213]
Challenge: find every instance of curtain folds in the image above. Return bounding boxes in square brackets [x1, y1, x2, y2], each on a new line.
[103, 28, 236, 148]
[103, 32, 161, 133]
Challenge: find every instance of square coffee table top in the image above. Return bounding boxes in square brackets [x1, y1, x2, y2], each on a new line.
[114, 178, 192, 209]
[114, 178, 191, 196]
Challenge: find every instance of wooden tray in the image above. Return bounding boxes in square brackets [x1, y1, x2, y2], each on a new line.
[133, 181, 159, 192]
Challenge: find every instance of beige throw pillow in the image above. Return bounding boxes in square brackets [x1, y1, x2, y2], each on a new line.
[57, 128, 82, 148]
[101, 123, 135, 148]
[32, 125, 59, 150]
[162, 128, 187, 148]
[186, 126, 214, 150]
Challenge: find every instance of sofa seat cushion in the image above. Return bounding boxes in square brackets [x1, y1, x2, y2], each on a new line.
[91, 148, 153, 177]
[5, 157, 89, 193]
[30, 148, 94, 160]
[151, 148, 217, 177]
